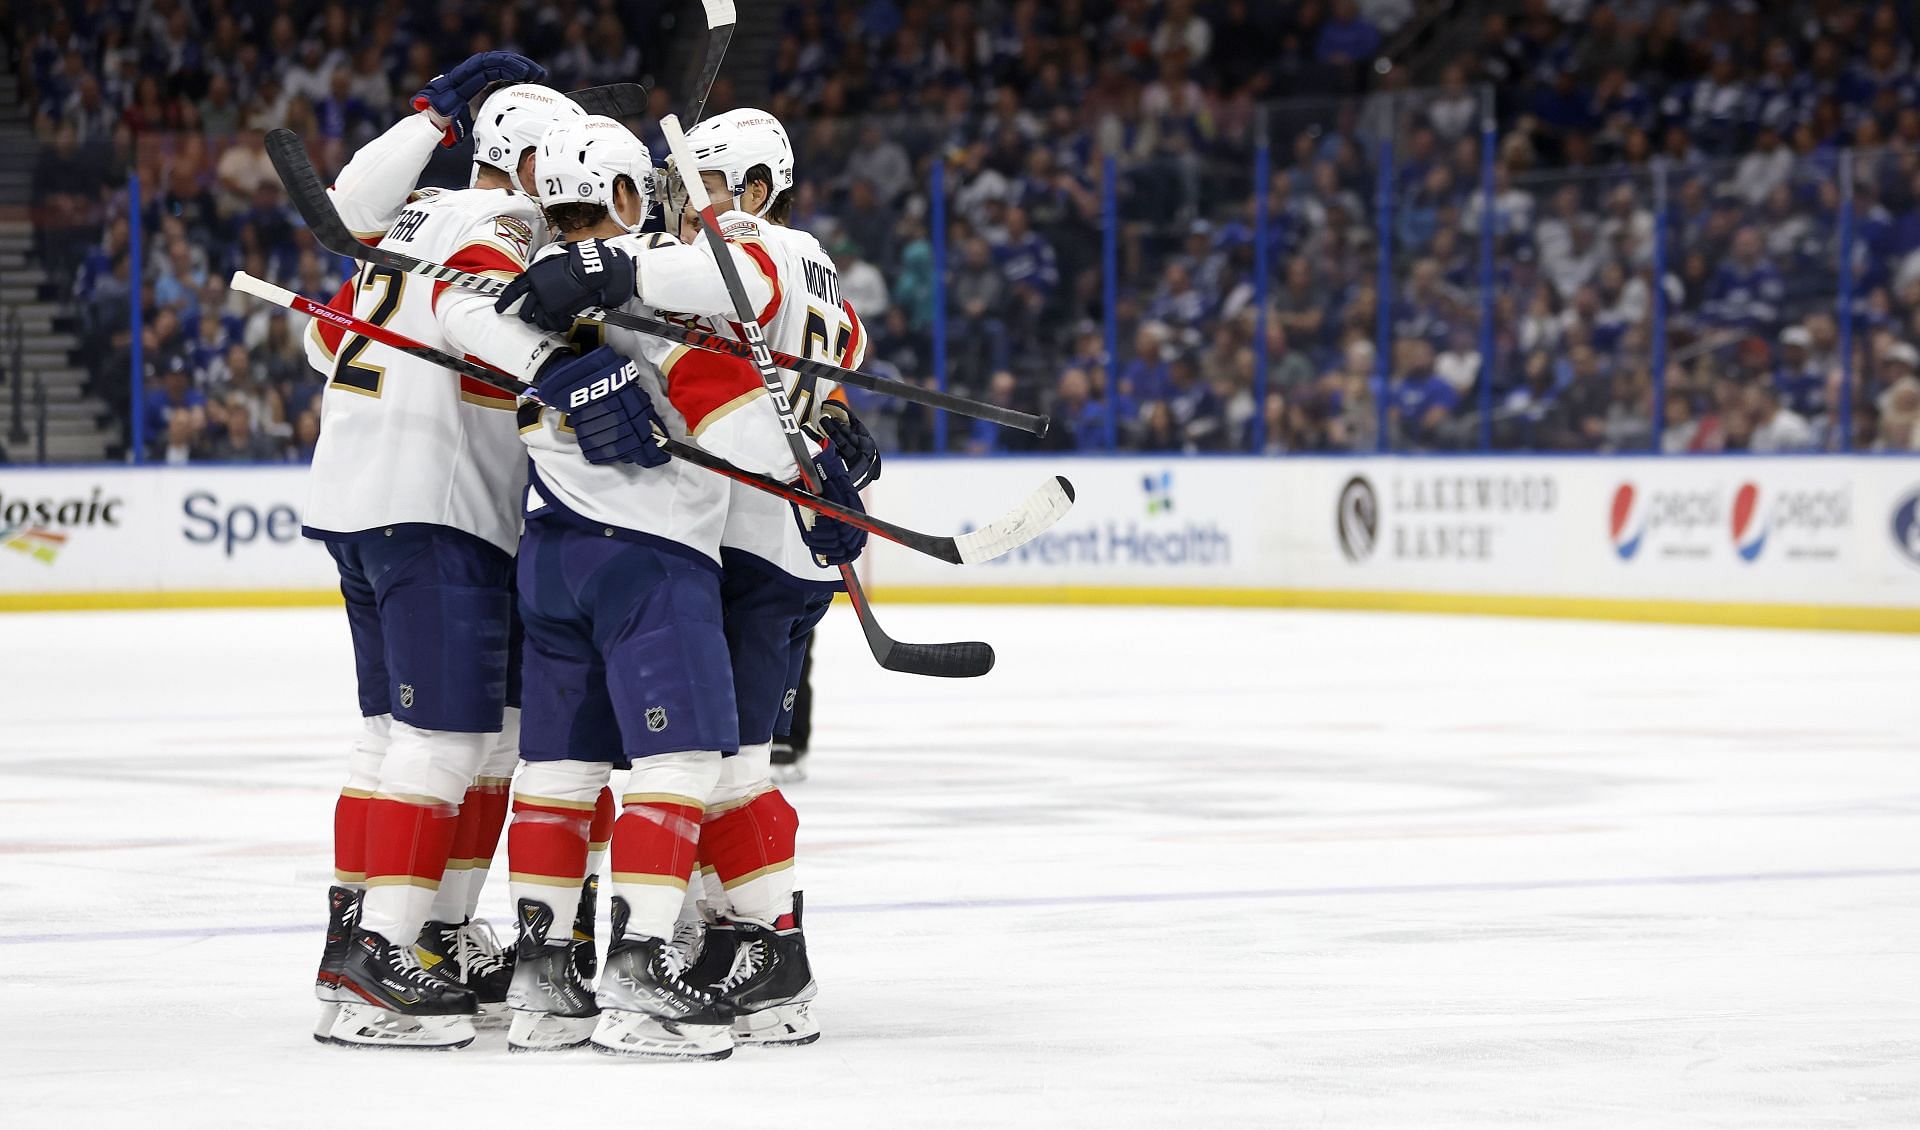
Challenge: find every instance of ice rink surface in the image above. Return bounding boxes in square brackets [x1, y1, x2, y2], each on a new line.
[2, 604, 1917, 1127]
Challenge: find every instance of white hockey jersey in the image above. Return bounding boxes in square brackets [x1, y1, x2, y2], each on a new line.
[702, 212, 868, 588]
[302, 187, 563, 556]
[519, 229, 792, 564]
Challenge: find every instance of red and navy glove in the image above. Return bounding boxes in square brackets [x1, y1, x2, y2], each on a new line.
[496, 239, 637, 333]
[412, 52, 548, 147]
[533, 346, 669, 468]
[792, 445, 869, 566]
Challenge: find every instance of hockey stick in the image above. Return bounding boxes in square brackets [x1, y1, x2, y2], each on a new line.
[231, 271, 1071, 567]
[680, 0, 737, 125]
[566, 82, 650, 119]
[267, 127, 1049, 437]
[660, 114, 995, 679]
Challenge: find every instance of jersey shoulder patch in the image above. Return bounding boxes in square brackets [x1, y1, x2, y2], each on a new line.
[719, 212, 761, 239]
[494, 215, 535, 260]
[408, 187, 445, 205]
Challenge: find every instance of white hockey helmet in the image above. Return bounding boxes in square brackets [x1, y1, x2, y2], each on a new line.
[675, 107, 795, 217]
[533, 115, 654, 235]
[471, 84, 586, 195]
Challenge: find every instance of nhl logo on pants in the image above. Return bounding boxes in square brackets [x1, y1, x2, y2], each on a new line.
[398, 684, 415, 709]
[645, 706, 669, 733]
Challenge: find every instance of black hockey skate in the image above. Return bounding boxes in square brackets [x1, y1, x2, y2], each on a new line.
[589, 896, 734, 1059]
[710, 893, 820, 1047]
[573, 873, 600, 982]
[326, 927, 478, 1050]
[315, 885, 362, 999]
[769, 738, 807, 784]
[312, 885, 362, 1042]
[506, 898, 599, 1053]
[417, 918, 514, 1028]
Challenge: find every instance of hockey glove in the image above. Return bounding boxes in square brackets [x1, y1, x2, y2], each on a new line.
[791, 445, 869, 566]
[533, 345, 669, 468]
[412, 52, 549, 147]
[496, 239, 637, 333]
[818, 401, 882, 490]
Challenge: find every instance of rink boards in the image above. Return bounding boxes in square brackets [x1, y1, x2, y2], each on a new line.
[5, 458, 1920, 630]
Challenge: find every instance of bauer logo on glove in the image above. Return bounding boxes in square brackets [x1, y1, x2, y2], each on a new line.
[569, 359, 639, 409]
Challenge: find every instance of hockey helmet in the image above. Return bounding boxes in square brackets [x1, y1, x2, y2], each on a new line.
[471, 84, 586, 195]
[670, 107, 794, 218]
[532, 115, 654, 234]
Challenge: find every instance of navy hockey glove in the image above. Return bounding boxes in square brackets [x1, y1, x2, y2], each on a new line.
[412, 52, 548, 146]
[496, 239, 637, 333]
[791, 445, 869, 566]
[533, 346, 669, 468]
[818, 401, 881, 490]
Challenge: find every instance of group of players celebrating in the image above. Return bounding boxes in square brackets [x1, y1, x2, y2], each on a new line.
[299, 51, 876, 1058]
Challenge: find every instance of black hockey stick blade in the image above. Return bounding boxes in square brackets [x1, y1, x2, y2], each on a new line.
[849, 586, 996, 679]
[681, 0, 737, 126]
[567, 82, 650, 118]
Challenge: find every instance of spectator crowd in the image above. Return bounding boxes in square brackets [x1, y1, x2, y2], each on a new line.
[18, 0, 1920, 460]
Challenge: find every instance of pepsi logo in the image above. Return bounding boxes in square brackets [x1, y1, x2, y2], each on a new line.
[1730, 482, 1768, 562]
[1608, 483, 1643, 560]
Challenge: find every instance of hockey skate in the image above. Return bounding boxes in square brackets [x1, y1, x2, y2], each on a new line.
[589, 897, 733, 1060]
[506, 898, 599, 1053]
[416, 918, 514, 1030]
[769, 738, 807, 785]
[313, 885, 364, 1041]
[709, 893, 819, 1048]
[326, 927, 478, 1050]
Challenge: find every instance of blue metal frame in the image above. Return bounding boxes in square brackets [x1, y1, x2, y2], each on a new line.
[1252, 127, 1271, 453]
[1101, 155, 1119, 452]
[129, 174, 145, 465]
[1373, 135, 1393, 454]
[1837, 150, 1856, 453]
[1475, 107, 1496, 452]
[929, 158, 948, 454]
[1650, 165, 1669, 453]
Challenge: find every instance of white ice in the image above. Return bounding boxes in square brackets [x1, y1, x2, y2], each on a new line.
[3, 605, 1918, 1127]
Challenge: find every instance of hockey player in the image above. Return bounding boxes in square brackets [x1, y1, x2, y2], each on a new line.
[314, 59, 582, 1034]
[504, 107, 877, 1047]
[304, 79, 614, 1050]
[494, 114, 871, 1057]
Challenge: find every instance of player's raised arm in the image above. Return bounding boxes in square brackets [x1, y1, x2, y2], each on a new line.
[329, 53, 549, 243]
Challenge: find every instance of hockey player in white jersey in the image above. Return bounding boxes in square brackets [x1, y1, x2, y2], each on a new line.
[491, 114, 869, 1058]
[301, 79, 651, 1050]
[499, 107, 878, 1049]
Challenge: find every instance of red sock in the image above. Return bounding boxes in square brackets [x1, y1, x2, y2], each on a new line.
[362, 797, 461, 887]
[610, 798, 703, 883]
[332, 790, 370, 885]
[590, 786, 616, 848]
[508, 796, 593, 884]
[453, 778, 506, 867]
[700, 790, 798, 924]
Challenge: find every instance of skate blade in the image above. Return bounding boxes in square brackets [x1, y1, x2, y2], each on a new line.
[326, 1003, 476, 1050]
[732, 1002, 820, 1047]
[589, 1010, 733, 1060]
[473, 1001, 511, 1032]
[508, 1009, 598, 1053]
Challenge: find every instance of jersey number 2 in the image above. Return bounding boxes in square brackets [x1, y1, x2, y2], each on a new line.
[330, 264, 406, 398]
